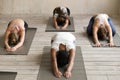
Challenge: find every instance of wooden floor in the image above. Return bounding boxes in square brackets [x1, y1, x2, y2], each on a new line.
[0, 14, 120, 80]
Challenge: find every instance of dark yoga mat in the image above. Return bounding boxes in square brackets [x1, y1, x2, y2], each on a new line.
[0, 28, 37, 55]
[0, 72, 17, 80]
[37, 46, 87, 80]
[84, 27, 120, 47]
[45, 17, 75, 32]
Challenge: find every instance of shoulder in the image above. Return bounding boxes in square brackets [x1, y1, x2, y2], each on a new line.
[12, 19, 24, 23]
[9, 19, 24, 25]
[9, 19, 25, 30]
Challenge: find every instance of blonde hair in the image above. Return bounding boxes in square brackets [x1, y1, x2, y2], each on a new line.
[97, 26, 107, 40]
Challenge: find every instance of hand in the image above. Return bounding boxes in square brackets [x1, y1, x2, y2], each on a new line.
[95, 42, 101, 47]
[61, 27, 66, 30]
[64, 71, 71, 78]
[10, 47, 17, 51]
[6, 47, 11, 52]
[56, 26, 60, 30]
[6, 47, 17, 52]
[108, 42, 115, 47]
[54, 70, 62, 78]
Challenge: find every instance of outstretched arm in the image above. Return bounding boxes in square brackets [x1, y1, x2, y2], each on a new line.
[53, 17, 60, 30]
[61, 19, 69, 30]
[105, 21, 114, 46]
[93, 24, 101, 47]
[64, 49, 75, 78]
[51, 48, 62, 78]
[4, 29, 11, 50]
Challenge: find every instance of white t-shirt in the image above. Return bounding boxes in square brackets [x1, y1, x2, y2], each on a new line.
[95, 14, 109, 26]
[51, 32, 76, 51]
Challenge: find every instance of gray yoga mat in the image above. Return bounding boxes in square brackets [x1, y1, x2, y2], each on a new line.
[84, 27, 120, 47]
[45, 17, 75, 32]
[37, 46, 87, 80]
[0, 28, 37, 55]
[0, 72, 17, 80]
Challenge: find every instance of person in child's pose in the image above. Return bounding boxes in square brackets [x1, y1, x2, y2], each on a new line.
[51, 32, 76, 78]
[4, 19, 28, 52]
[87, 14, 116, 47]
[53, 6, 71, 30]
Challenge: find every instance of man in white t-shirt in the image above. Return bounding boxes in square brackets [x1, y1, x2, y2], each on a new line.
[51, 32, 76, 78]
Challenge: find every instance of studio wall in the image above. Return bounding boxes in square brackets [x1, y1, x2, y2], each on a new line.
[0, 0, 119, 16]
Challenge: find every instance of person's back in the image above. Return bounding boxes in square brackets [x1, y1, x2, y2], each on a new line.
[7, 19, 25, 32]
[95, 14, 109, 27]
[51, 32, 76, 51]
[54, 32, 75, 42]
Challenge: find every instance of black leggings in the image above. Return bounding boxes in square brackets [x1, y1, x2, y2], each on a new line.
[24, 21, 28, 32]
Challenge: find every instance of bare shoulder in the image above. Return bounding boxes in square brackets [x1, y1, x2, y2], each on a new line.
[9, 19, 25, 29]
[11, 19, 24, 23]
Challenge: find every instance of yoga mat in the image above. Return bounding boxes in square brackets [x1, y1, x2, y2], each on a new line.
[0, 71, 17, 80]
[84, 27, 120, 47]
[37, 46, 87, 80]
[0, 28, 37, 55]
[45, 17, 75, 32]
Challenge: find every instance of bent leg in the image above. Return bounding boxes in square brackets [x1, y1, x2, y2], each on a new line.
[108, 18, 116, 36]
[87, 17, 94, 36]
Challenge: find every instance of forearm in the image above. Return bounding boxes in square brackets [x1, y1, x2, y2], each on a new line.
[107, 25, 113, 43]
[67, 49, 75, 72]
[5, 40, 10, 49]
[109, 34, 113, 43]
[93, 32, 99, 44]
[62, 24, 68, 29]
[54, 22, 59, 28]
[4, 31, 10, 48]
[62, 20, 69, 29]
[53, 17, 59, 29]
[67, 61, 74, 72]
[52, 60, 59, 72]
[51, 48, 59, 72]
[13, 41, 23, 49]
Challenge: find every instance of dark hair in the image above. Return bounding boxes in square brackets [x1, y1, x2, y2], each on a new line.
[56, 15, 67, 26]
[8, 33, 19, 46]
[97, 27, 107, 40]
[53, 7, 70, 16]
[57, 50, 69, 68]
